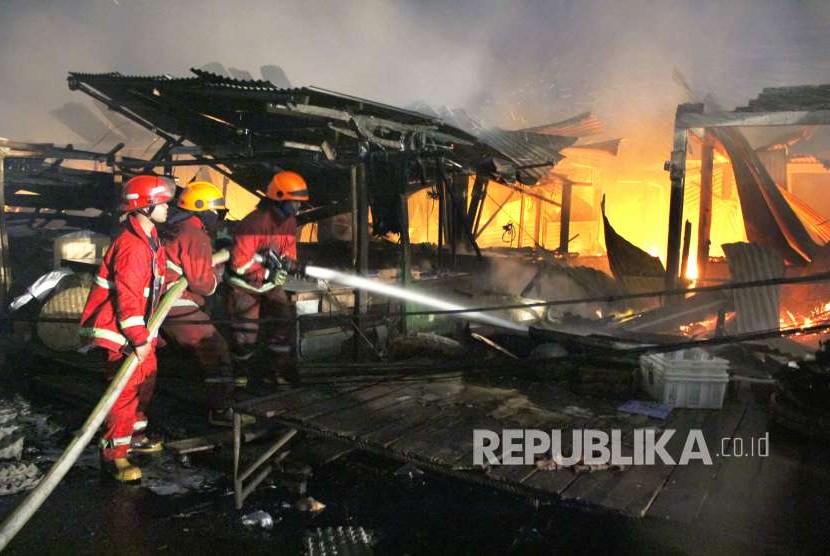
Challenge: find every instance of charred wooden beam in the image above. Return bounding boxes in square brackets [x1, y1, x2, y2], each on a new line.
[437, 179, 445, 270]
[697, 133, 714, 277]
[67, 78, 180, 144]
[0, 153, 10, 311]
[680, 220, 692, 280]
[678, 109, 830, 128]
[664, 103, 700, 293]
[399, 186, 411, 335]
[558, 180, 573, 254]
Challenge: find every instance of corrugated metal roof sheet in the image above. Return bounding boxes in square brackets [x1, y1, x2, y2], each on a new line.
[736, 84, 830, 113]
[722, 242, 784, 334]
[521, 112, 603, 137]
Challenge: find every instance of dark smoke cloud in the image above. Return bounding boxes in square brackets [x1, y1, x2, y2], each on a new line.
[1, 0, 828, 151]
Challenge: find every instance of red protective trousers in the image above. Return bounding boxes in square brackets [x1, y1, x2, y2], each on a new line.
[162, 305, 234, 410]
[227, 285, 293, 352]
[101, 346, 157, 461]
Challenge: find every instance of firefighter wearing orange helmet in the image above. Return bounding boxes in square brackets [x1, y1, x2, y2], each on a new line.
[161, 181, 238, 426]
[79, 174, 173, 481]
[226, 170, 308, 382]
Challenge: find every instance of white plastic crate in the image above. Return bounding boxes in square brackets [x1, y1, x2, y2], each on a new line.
[639, 348, 729, 409]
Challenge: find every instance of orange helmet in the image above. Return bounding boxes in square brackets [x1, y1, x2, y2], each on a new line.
[120, 175, 175, 212]
[265, 171, 309, 202]
[177, 181, 226, 212]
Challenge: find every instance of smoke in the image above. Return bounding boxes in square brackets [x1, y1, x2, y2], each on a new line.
[1, 1, 829, 250]
[2, 0, 828, 147]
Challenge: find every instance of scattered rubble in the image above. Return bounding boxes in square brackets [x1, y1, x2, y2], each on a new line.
[389, 333, 466, 360]
[240, 509, 277, 530]
[534, 457, 627, 474]
[393, 462, 424, 481]
[0, 395, 66, 496]
[295, 496, 326, 514]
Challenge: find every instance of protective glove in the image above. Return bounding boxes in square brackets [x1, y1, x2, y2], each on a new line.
[271, 269, 288, 287]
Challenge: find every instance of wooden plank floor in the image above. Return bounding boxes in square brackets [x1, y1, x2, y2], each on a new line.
[232, 376, 796, 524]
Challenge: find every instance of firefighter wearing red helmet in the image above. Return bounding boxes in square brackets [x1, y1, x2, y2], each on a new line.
[79, 174, 173, 481]
[160, 181, 238, 426]
[226, 170, 308, 382]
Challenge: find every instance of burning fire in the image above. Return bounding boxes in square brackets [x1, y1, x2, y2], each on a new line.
[779, 302, 830, 334]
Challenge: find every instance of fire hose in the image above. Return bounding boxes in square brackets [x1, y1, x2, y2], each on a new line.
[0, 249, 230, 551]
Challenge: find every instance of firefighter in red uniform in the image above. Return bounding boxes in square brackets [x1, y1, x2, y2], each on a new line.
[79, 174, 173, 481]
[226, 171, 308, 379]
[161, 181, 237, 425]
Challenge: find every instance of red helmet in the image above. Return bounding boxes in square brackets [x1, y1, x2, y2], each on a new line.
[120, 175, 176, 212]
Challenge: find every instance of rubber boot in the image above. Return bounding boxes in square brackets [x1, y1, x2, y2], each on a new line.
[104, 457, 142, 482]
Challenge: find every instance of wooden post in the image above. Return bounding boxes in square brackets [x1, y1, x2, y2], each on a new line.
[533, 196, 542, 250]
[466, 175, 487, 233]
[356, 162, 369, 303]
[558, 180, 573, 254]
[437, 178, 444, 271]
[399, 190, 411, 334]
[664, 103, 701, 292]
[517, 192, 525, 248]
[444, 173, 457, 268]
[350, 164, 358, 269]
[0, 152, 10, 313]
[472, 176, 488, 237]
[680, 219, 692, 281]
[351, 163, 369, 359]
[697, 133, 714, 279]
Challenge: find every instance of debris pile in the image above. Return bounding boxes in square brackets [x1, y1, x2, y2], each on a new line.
[0, 396, 64, 496]
[770, 342, 830, 438]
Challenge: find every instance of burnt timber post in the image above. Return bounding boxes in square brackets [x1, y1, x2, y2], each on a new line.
[0, 151, 9, 313]
[351, 163, 369, 359]
[399, 187, 411, 334]
[680, 219, 692, 280]
[664, 103, 702, 293]
[446, 172, 482, 262]
[466, 174, 488, 237]
[447, 174, 457, 268]
[470, 176, 488, 238]
[437, 177, 445, 270]
[558, 180, 573, 254]
[696, 132, 714, 279]
[517, 192, 526, 248]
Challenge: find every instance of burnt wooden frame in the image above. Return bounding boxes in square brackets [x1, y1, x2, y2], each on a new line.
[663, 105, 830, 293]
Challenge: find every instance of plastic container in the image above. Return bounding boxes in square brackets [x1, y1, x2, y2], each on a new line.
[639, 348, 729, 409]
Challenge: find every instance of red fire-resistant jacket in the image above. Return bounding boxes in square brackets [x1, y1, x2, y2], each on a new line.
[79, 215, 166, 352]
[228, 204, 297, 293]
[163, 215, 218, 308]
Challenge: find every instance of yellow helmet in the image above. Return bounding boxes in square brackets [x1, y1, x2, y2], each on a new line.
[177, 181, 227, 212]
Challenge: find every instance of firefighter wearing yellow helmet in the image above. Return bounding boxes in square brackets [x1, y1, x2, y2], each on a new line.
[161, 180, 238, 426]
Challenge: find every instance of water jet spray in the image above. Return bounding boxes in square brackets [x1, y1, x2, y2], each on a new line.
[304, 266, 529, 334]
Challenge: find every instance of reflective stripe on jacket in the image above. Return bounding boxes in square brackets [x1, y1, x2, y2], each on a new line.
[228, 204, 297, 291]
[79, 215, 166, 352]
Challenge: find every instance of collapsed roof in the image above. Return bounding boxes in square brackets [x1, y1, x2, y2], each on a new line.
[67, 69, 580, 200]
